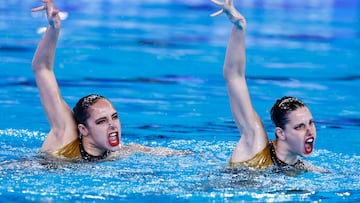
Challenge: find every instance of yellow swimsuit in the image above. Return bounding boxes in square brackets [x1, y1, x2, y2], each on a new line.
[51, 138, 110, 162]
[229, 144, 273, 170]
[51, 138, 81, 159]
[229, 142, 305, 170]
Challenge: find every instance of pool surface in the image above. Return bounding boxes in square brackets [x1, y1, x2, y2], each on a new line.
[0, 0, 359, 202]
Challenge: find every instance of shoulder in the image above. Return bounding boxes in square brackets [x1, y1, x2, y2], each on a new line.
[41, 126, 78, 153]
[49, 138, 81, 159]
[230, 143, 272, 169]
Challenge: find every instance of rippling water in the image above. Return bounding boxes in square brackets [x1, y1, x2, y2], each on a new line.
[0, 0, 359, 202]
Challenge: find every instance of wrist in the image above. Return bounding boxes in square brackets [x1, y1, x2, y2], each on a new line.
[49, 19, 61, 30]
[233, 18, 246, 30]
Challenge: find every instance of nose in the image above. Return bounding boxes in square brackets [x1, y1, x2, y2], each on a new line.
[306, 124, 315, 136]
[109, 122, 116, 130]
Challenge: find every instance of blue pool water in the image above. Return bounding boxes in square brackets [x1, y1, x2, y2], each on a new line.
[1, 0, 359, 202]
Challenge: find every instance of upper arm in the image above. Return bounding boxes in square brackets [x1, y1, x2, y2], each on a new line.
[34, 67, 78, 152]
[226, 76, 268, 163]
[31, 18, 77, 152]
[221, 24, 269, 163]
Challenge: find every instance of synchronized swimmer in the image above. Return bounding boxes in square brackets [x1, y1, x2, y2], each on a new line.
[211, 0, 316, 171]
[31, 0, 190, 162]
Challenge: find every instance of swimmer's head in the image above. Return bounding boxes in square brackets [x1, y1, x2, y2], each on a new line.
[73, 94, 105, 127]
[270, 96, 306, 130]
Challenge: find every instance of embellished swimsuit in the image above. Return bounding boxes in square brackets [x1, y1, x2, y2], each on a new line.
[51, 138, 81, 159]
[229, 142, 304, 170]
[51, 138, 110, 162]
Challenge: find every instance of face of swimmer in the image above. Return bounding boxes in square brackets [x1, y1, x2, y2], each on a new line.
[79, 98, 121, 152]
[277, 106, 316, 158]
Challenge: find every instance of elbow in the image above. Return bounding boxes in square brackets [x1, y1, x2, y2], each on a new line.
[31, 57, 36, 67]
[31, 59, 37, 73]
[223, 65, 245, 82]
[31, 59, 40, 73]
[32, 57, 50, 73]
[31, 61, 46, 74]
[223, 64, 233, 81]
[223, 71, 233, 82]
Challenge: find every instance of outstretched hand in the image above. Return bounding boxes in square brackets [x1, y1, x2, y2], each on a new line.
[32, 0, 60, 28]
[210, 0, 246, 30]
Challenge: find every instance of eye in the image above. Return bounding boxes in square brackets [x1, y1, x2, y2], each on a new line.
[309, 119, 315, 126]
[294, 123, 305, 130]
[112, 113, 118, 120]
[96, 119, 106, 125]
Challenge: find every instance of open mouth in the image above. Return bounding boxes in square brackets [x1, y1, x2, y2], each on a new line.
[304, 137, 314, 154]
[108, 132, 120, 147]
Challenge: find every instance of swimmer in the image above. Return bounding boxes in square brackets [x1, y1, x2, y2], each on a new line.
[31, 0, 189, 162]
[210, 0, 316, 171]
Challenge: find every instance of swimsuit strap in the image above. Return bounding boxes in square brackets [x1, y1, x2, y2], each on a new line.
[269, 142, 304, 168]
[79, 137, 109, 162]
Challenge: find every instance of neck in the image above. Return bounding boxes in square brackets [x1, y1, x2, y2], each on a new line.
[272, 140, 298, 165]
[80, 137, 109, 162]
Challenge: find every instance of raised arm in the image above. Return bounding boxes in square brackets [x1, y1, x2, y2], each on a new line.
[32, 0, 77, 152]
[211, 0, 268, 163]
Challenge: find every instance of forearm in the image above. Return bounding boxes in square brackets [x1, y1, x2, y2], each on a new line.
[32, 18, 60, 73]
[223, 24, 246, 80]
[31, 11, 67, 129]
[127, 143, 192, 156]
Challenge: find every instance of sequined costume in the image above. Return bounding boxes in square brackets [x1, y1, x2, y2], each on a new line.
[52, 138, 81, 159]
[229, 142, 304, 170]
[51, 138, 110, 162]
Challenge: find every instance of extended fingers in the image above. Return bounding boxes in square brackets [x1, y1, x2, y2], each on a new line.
[210, 0, 223, 6]
[210, 9, 224, 17]
[210, 0, 225, 17]
[224, 0, 233, 5]
[31, 0, 53, 12]
[31, 5, 46, 12]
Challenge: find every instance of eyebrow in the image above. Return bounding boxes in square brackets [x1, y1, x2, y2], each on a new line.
[94, 117, 107, 123]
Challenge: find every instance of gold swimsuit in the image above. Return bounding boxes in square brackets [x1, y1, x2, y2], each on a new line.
[229, 142, 305, 170]
[51, 138, 110, 162]
[51, 138, 81, 159]
[229, 144, 273, 170]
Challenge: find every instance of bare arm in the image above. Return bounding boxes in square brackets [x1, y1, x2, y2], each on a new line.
[111, 143, 193, 157]
[32, 0, 77, 152]
[211, 0, 268, 163]
[127, 143, 193, 156]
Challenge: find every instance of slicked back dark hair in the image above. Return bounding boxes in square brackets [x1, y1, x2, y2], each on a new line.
[73, 94, 105, 127]
[270, 96, 306, 130]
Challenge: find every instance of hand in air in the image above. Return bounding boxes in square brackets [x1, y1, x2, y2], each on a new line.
[210, 0, 246, 30]
[32, 0, 60, 28]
